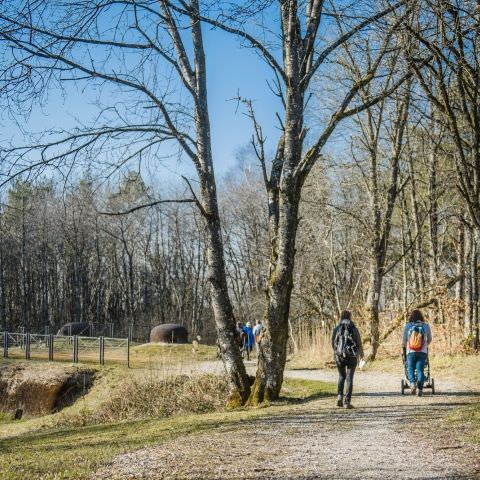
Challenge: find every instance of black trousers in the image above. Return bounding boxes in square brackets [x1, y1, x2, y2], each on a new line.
[336, 356, 357, 401]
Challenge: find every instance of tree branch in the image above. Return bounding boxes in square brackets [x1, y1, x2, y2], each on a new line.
[98, 198, 196, 216]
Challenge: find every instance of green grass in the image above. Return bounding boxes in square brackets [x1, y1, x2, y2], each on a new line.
[448, 401, 480, 445]
[0, 412, 13, 425]
[129, 343, 218, 368]
[0, 369, 333, 480]
[0, 412, 242, 480]
[280, 378, 336, 401]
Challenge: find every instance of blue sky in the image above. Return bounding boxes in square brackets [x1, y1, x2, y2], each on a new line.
[0, 10, 284, 189]
[0, 0, 365, 194]
[204, 28, 283, 178]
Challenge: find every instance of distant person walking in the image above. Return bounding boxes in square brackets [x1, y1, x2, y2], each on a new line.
[332, 310, 364, 409]
[402, 309, 432, 397]
[242, 321, 255, 360]
[253, 319, 263, 353]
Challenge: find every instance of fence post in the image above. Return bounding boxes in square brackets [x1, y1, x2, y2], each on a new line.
[128, 324, 133, 342]
[127, 337, 130, 368]
[25, 333, 30, 360]
[73, 335, 78, 363]
[3, 332, 7, 359]
[48, 334, 54, 361]
[99, 336, 104, 366]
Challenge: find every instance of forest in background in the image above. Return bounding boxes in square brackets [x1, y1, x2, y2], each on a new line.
[1, 0, 479, 404]
[0, 133, 475, 354]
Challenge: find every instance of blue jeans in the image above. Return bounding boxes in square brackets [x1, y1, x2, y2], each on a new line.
[407, 352, 427, 389]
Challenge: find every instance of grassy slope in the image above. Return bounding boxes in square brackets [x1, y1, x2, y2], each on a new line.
[129, 343, 219, 369]
[0, 359, 335, 480]
[2, 350, 479, 479]
[5, 343, 219, 370]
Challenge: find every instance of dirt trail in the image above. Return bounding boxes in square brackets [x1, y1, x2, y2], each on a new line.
[93, 366, 480, 480]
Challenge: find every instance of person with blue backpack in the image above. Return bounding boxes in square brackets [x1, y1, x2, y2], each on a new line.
[332, 310, 364, 409]
[402, 309, 432, 396]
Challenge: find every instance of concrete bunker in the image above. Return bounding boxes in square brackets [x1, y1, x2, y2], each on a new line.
[57, 322, 92, 336]
[150, 324, 188, 344]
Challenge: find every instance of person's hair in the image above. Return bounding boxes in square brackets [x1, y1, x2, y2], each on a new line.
[408, 309, 424, 323]
[340, 310, 351, 320]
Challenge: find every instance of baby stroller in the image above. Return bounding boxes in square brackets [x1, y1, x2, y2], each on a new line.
[400, 347, 435, 394]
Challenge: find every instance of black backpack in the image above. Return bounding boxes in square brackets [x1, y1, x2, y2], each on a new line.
[334, 321, 358, 359]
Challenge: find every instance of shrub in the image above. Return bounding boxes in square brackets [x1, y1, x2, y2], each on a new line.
[96, 373, 229, 422]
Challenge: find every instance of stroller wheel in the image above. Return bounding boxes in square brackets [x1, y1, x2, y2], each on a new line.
[401, 379, 406, 395]
[431, 378, 435, 394]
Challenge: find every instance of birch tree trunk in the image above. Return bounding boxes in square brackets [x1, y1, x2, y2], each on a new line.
[246, 0, 412, 402]
[467, 229, 479, 346]
[190, 2, 251, 403]
[248, 25, 306, 400]
[0, 208, 5, 331]
[428, 147, 439, 286]
[471, 231, 480, 349]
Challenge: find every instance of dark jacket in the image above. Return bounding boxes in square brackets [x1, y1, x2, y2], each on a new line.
[331, 319, 364, 359]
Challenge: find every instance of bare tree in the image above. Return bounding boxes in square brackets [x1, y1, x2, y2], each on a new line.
[0, 0, 250, 402]
[230, 1, 416, 402]
[352, 88, 411, 359]
[406, 1, 480, 347]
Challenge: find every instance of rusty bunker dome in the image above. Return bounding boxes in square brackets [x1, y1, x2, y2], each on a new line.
[57, 322, 92, 336]
[150, 324, 188, 344]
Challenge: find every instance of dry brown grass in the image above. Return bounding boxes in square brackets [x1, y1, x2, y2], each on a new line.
[95, 372, 228, 422]
[289, 300, 478, 370]
[0, 363, 228, 436]
[287, 326, 333, 369]
[29, 370, 231, 430]
[129, 342, 218, 369]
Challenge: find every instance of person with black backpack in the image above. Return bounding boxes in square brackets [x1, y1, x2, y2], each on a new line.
[332, 310, 364, 409]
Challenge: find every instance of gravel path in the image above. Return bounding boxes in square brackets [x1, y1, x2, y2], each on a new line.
[93, 366, 480, 480]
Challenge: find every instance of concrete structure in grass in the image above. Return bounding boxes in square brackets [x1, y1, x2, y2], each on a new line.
[150, 324, 188, 344]
[57, 322, 92, 337]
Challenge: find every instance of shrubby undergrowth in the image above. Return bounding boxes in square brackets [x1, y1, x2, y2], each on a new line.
[98, 373, 229, 421]
[51, 372, 229, 428]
